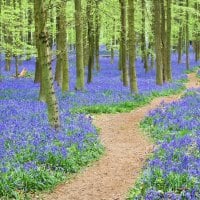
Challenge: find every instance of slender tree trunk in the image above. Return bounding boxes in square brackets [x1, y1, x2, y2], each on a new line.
[75, 0, 84, 90]
[49, 8, 54, 49]
[148, 21, 155, 69]
[33, 0, 40, 83]
[18, 0, 24, 61]
[15, 55, 19, 78]
[4, 0, 12, 71]
[185, 0, 190, 69]
[5, 52, 11, 71]
[177, 26, 183, 64]
[196, 42, 200, 61]
[153, 0, 163, 85]
[87, 0, 95, 83]
[55, 7, 62, 86]
[128, 0, 138, 93]
[95, 1, 100, 71]
[34, 59, 41, 83]
[196, 2, 200, 61]
[34, 0, 60, 129]
[141, 0, 148, 72]
[193, 42, 197, 61]
[177, 0, 184, 64]
[60, 2, 69, 92]
[118, 42, 122, 71]
[166, 0, 172, 81]
[34, 0, 45, 99]
[111, 19, 115, 64]
[55, 2, 69, 91]
[161, 0, 167, 82]
[27, 0, 33, 48]
[119, 0, 128, 86]
[83, 14, 89, 67]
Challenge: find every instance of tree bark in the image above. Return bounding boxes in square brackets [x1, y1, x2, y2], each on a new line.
[161, 0, 167, 82]
[128, 0, 138, 93]
[119, 0, 128, 86]
[34, 0, 60, 129]
[27, 0, 32, 46]
[87, 0, 95, 83]
[34, 0, 45, 99]
[185, 0, 190, 69]
[153, 0, 163, 85]
[166, 0, 172, 81]
[75, 0, 84, 90]
[111, 19, 115, 64]
[141, 0, 148, 73]
[55, 2, 69, 93]
[15, 55, 19, 78]
[95, 1, 100, 71]
[83, 13, 89, 67]
[60, 2, 69, 92]
[5, 0, 12, 71]
[177, 26, 183, 64]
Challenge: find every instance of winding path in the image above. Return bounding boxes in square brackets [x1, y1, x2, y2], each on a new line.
[40, 73, 199, 200]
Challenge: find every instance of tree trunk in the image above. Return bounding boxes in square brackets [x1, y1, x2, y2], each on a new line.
[34, 0, 41, 84]
[60, 2, 69, 92]
[15, 55, 19, 78]
[197, 2, 200, 60]
[75, 0, 84, 90]
[166, 0, 172, 81]
[5, 52, 11, 71]
[95, 1, 100, 71]
[55, 2, 69, 92]
[110, 19, 116, 64]
[55, 8, 62, 86]
[49, 9, 54, 49]
[118, 42, 122, 71]
[185, 0, 190, 69]
[128, 0, 138, 93]
[4, 0, 12, 72]
[119, 0, 128, 86]
[87, 0, 95, 83]
[34, 0, 45, 99]
[34, 59, 41, 83]
[153, 0, 163, 85]
[27, 0, 32, 46]
[141, 0, 148, 72]
[161, 0, 167, 82]
[111, 19, 115, 64]
[177, 26, 183, 64]
[83, 14, 89, 67]
[34, 0, 60, 129]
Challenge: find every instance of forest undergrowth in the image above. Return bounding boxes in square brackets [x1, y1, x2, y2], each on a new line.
[0, 53, 200, 199]
[128, 87, 200, 199]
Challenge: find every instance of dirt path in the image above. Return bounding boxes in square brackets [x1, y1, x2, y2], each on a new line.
[41, 73, 199, 200]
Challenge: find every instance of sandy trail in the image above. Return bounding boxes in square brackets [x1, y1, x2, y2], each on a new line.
[40, 73, 199, 200]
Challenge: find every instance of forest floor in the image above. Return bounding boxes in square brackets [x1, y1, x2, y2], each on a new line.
[40, 73, 199, 200]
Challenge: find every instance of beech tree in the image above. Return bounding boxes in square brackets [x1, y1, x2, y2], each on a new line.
[74, 0, 84, 90]
[34, 0, 60, 129]
[185, 0, 190, 69]
[119, 0, 128, 86]
[128, 0, 138, 93]
[166, 0, 172, 81]
[95, 0, 101, 71]
[87, 0, 95, 83]
[55, 1, 69, 92]
[153, 0, 163, 85]
[141, 0, 148, 72]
